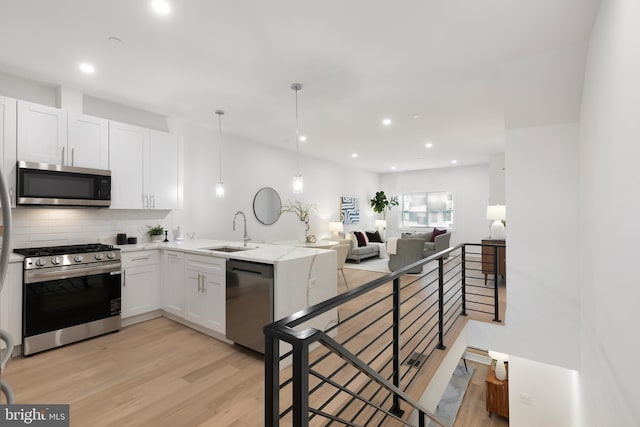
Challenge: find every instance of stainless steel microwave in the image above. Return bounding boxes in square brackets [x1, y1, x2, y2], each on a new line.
[17, 161, 111, 207]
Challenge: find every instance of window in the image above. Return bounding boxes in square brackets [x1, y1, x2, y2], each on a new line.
[401, 191, 453, 228]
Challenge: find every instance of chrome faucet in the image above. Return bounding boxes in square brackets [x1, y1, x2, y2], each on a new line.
[233, 211, 251, 247]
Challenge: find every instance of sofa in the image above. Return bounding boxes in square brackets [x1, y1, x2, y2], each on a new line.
[401, 229, 451, 258]
[339, 230, 385, 262]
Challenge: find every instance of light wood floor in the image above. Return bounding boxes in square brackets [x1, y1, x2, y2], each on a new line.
[3, 268, 508, 426]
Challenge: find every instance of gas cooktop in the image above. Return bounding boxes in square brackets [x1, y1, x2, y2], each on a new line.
[14, 243, 116, 257]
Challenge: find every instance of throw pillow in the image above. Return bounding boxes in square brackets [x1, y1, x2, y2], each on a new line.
[353, 231, 367, 247]
[431, 228, 447, 242]
[366, 230, 384, 243]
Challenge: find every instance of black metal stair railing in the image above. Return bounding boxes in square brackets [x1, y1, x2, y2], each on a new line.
[264, 242, 505, 427]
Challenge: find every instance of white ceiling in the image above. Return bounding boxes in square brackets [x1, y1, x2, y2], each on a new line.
[0, 0, 600, 173]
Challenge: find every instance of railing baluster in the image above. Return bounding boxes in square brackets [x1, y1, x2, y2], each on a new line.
[292, 340, 310, 427]
[265, 333, 280, 427]
[493, 246, 501, 323]
[391, 277, 404, 416]
[437, 256, 446, 350]
[419, 410, 426, 427]
[461, 245, 467, 316]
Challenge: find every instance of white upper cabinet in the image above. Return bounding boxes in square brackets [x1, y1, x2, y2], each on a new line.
[147, 130, 183, 210]
[109, 121, 147, 209]
[67, 112, 109, 169]
[109, 121, 182, 210]
[0, 96, 17, 206]
[17, 101, 109, 169]
[17, 101, 66, 165]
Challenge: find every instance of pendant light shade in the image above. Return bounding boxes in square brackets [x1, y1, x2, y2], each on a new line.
[291, 83, 303, 194]
[215, 110, 225, 198]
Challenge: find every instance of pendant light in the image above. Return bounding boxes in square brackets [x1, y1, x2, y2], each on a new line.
[291, 83, 303, 194]
[215, 110, 225, 198]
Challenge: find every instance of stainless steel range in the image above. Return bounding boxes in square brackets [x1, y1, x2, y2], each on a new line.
[14, 243, 122, 356]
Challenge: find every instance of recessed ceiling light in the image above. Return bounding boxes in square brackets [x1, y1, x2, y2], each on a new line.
[412, 114, 420, 119]
[79, 63, 95, 74]
[352, 153, 358, 158]
[151, 0, 171, 15]
[425, 142, 433, 148]
[382, 118, 392, 126]
[451, 160, 457, 164]
[299, 135, 307, 142]
[391, 166, 396, 170]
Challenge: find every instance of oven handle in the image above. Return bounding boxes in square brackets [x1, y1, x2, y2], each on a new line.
[24, 263, 122, 284]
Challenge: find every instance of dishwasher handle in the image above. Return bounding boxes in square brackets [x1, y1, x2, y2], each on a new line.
[226, 260, 273, 279]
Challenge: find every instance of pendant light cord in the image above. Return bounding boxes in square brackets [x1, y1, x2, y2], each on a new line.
[295, 87, 300, 175]
[216, 110, 224, 183]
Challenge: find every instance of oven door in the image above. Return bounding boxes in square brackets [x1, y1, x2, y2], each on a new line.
[23, 263, 121, 348]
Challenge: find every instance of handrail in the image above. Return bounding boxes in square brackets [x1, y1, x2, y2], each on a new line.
[265, 241, 505, 427]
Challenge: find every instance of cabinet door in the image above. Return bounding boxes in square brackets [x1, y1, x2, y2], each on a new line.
[0, 96, 17, 207]
[184, 269, 208, 326]
[109, 121, 147, 209]
[162, 251, 185, 317]
[67, 112, 109, 169]
[0, 262, 23, 350]
[122, 251, 159, 318]
[146, 130, 182, 210]
[201, 272, 225, 334]
[17, 101, 67, 165]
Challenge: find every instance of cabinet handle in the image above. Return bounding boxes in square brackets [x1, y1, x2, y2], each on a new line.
[61, 147, 65, 165]
[71, 148, 75, 166]
[151, 195, 155, 208]
[123, 270, 126, 287]
[130, 256, 149, 262]
[167, 253, 178, 258]
[198, 274, 203, 292]
[143, 194, 149, 208]
[202, 275, 207, 292]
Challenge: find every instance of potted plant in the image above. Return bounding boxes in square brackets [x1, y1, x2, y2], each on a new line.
[147, 225, 164, 243]
[369, 191, 399, 219]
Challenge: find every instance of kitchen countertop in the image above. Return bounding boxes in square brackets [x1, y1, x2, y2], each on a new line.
[115, 239, 334, 264]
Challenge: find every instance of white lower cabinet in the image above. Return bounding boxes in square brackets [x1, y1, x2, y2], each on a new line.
[0, 262, 23, 350]
[162, 250, 185, 317]
[121, 251, 160, 319]
[184, 254, 225, 335]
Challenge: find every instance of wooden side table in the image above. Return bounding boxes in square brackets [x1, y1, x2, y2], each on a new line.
[481, 237, 506, 285]
[486, 362, 509, 418]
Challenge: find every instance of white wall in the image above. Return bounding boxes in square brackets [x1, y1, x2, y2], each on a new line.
[380, 164, 490, 245]
[489, 153, 505, 205]
[579, 0, 640, 424]
[509, 356, 581, 427]
[172, 122, 380, 243]
[467, 123, 581, 371]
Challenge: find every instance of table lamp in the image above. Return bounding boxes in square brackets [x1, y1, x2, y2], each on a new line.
[488, 350, 509, 380]
[486, 205, 506, 240]
[329, 221, 344, 238]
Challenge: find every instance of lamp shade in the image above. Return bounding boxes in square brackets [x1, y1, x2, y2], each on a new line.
[486, 205, 506, 221]
[374, 220, 387, 229]
[329, 222, 344, 233]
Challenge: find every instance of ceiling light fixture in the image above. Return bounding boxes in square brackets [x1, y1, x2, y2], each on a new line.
[391, 166, 396, 170]
[291, 83, 303, 194]
[79, 63, 95, 74]
[451, 160, 457, 164]
[299, 135, 307, 142]
[151, 0, 171, 15]
[215, 110, 225, 198]
[352, 153, 358, 158]
[382, 118, 392, 126]
[425, 142, 433, 148]
[412, 114, 420, 119]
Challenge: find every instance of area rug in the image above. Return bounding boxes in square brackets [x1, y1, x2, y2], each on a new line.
[428, 362, 474, 427]
[343, 257, 391, 273]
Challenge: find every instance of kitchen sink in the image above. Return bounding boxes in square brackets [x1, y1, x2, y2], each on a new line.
[202, 246, 256, 253]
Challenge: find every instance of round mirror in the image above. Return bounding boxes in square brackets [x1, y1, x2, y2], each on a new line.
[253, 187, 282, 225]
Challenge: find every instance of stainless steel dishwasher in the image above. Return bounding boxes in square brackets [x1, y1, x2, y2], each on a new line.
[226, 259, 274, 354]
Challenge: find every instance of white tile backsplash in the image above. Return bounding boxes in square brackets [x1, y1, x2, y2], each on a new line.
[4, 208, 175, 249]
